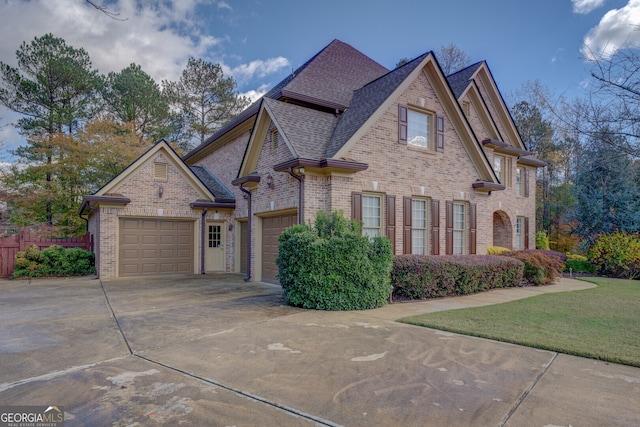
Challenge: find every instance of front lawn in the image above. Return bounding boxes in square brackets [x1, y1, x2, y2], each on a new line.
[399, 277, 640, 367]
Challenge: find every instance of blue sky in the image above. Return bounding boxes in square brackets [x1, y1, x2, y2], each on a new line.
[1, 0, 638, 162]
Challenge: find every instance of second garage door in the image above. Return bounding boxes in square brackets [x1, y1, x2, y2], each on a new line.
[119, 218, 194, 277]
[261, 213, 297, 284]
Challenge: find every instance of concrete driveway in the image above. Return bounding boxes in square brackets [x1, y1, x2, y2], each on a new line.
[0, 274, 639, 426]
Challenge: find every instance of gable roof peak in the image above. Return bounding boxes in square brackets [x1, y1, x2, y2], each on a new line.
[446, 60, 485, 99]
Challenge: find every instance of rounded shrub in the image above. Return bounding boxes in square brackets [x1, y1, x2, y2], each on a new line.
[536, 231, 550, 250]
[588, 231, 640, 279]
[277, 211, 393, 310]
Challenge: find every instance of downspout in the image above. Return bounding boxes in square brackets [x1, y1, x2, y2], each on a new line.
[288, 167, 304, 224]
[200, 208, 208, 274]
[239, 185, 252, 282]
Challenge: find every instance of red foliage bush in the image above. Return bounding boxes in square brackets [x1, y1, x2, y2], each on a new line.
[391, 255, 524, 300]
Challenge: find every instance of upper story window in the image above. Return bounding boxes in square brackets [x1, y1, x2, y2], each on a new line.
[362, 194, 382, 238]
[407, 109, 431, 148]
[494, 155, 503, 182]
[399, 104, 444, 152]
[462, 101, 470, 116]
[516, 167, 523, 196]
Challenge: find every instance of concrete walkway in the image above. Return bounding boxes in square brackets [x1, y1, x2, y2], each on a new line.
[374, 277, 597, 320]
[0, 275, 638, 426]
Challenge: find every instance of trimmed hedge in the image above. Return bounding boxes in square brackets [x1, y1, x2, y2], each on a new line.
[13, 245, 95, 278]
[277, 211, 393, 310]
[391, 255, 524, 300]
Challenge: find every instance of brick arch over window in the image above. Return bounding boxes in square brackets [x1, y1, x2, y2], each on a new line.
[493, 210, 512, 249]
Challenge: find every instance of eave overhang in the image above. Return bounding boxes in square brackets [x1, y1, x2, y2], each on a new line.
[517, 155, 547, 168]
[472, 181, 506, 193]
[79, 194, 131, 215]
[273, 158, 369, 174]
[482, 138, 530, 157]
[232, 173, 261, 190]
[190, 200, 236, 210]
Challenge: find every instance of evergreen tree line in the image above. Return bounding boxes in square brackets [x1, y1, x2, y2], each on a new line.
[0, 33, 249, 234]
[509, 48, 640, 252]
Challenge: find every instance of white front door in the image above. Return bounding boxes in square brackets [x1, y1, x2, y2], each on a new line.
[205, 222, 225, 271]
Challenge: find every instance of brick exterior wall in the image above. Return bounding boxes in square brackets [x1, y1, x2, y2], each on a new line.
[95, 61, 537, 280]
[93, 150, 234, 278]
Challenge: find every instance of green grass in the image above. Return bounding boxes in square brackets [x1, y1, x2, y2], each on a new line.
[399, 277, 640, 367]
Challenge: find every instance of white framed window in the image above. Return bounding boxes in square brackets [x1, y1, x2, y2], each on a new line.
[494, 155, 503, 182]
[515, 217, 523, 250]
[407, 109, 432, 148]
[516, 167, 523, 196]
[453, 202, 465, 255]
[411, 199, 428, 254]
[362, 195, 382, 238]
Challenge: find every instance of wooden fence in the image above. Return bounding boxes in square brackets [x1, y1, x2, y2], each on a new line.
[0, 230, 93, 278]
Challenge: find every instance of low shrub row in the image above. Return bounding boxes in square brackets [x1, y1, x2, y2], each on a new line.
[13, 245, 95, 278]
[391, 255, 524, 300]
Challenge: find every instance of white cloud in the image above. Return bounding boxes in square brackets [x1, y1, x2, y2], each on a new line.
[242, 84, 271, 103]
[581, 0, 640, 60]
[231, 57, 290, 81]
[572, 0, 608, 14]
[0, 0, 223, 82]
[0, 0, 289, 159]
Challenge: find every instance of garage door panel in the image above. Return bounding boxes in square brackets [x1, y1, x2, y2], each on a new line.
[159, 235, 175, 245]
[262, 213, 297, 284]
[119, 218, 194, 277]
[142, 235, 158, 244]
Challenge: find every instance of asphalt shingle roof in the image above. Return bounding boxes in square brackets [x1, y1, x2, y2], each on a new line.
[189, 165, 235, 201]
[263, 98, 338, 160]
[325, 53, 429, 159]
[280, 39, 389, 108]
[184, 40, 388, 161]
[447, 61, 484, 99]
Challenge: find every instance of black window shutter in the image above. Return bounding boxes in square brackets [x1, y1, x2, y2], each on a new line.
[386, 195, 396, 254]
[524, 168, 530, 198]
[403, 197, 412, 254]
[431, 199, 440, 255]
[445, 200, 453, 255]
[436, 115, 444, 152]
[399, 104, 407, 144]
[352, 192, 362, 223]
[524, 217, 530, 249]
[469, 203, 477, 255]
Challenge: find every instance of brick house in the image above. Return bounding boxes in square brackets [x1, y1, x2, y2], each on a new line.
[81, 39, 544, 281]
